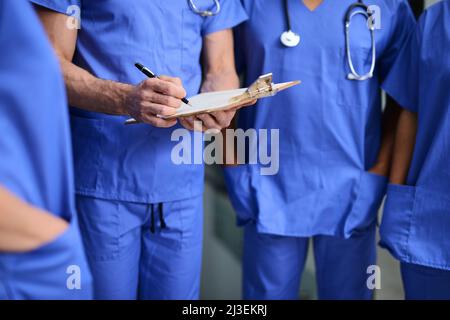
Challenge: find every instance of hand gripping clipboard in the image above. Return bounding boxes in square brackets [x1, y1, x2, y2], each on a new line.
[125, 73, 300, 124]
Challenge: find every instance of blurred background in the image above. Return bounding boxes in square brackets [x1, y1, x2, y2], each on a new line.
[199, 0, 441, 300]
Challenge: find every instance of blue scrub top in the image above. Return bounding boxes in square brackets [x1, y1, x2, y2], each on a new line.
[226, 0, 415, 238]
[380, 0, 450, 271]
[0, 0, 74, 220]
[30, 0, 248, 203]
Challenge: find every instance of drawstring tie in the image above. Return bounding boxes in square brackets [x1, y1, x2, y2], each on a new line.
[158, 203, 167, 229]
[150, 203, 167, 233]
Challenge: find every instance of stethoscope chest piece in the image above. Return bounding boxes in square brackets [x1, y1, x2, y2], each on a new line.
[280, 30, 300, 47]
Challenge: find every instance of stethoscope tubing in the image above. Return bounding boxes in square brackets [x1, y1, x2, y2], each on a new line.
[282, 0, 376, 81]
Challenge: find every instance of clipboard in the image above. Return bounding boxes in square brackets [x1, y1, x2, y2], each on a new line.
[125, 73, 300, 124]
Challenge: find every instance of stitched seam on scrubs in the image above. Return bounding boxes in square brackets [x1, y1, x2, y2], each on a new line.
[115, 200, 124, 260]
[94, 121, 105, 194]
[73, 188, 204, 204]
[406, 188, 450, 270]
[181, 9, 201, 75]
[345, 171, 368, 236]
[402, 187, 417, 263]
[405, 259, 450, 272]
[178, 199, 187, 250]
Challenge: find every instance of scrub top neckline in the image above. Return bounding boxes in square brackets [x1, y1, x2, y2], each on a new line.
[299, 0, 327, 13]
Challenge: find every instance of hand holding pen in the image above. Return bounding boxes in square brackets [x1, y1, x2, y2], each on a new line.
[124, 63, 188, 126]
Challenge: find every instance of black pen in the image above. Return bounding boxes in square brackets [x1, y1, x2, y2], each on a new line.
[135, 62, 190, 105]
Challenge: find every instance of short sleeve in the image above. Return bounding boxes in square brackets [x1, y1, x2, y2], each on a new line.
[377, 0, 416, 83]
[381, 21, 422, 113]
[202, 0, 248, 36]
[29, 0, 81, 15]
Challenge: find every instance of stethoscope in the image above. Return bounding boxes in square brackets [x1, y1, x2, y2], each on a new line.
[188, 0, 221, 17]
[281, 0, 376, 81]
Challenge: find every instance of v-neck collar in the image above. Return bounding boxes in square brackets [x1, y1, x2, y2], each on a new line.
[300, 0, 326, 13]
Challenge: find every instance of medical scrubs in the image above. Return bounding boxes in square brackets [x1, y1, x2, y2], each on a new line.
[380, 0, 450, 300]
[0, 0, 92, 300]
[225, 0, 415, 299]
[30, 0, 247, 299]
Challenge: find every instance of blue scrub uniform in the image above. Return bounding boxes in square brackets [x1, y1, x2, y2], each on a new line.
[30, 0, 247, 299]
[0, 0, 92, 300]
[380, 0, 450, 300]
[225, 0, 415, 299]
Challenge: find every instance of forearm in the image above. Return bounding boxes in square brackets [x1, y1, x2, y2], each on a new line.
[389, 109, 418, 185]
[180, 29, 247, 132]
[371, 96, 402, 175]
[201, 71, 240, 93]
[0, 186, 68, 252]
[34, 5, 184, 127]
[200, 39, 241, 163]
[201, 28, 240, 93]
[34, 5, 132, 116]
[59, 58, 133, 115]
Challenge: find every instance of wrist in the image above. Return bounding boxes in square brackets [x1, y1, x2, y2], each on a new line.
[202, 71, 240, 92]
[389, 170, 408, 185]
[369, 161, 389, 176]
[109, 81, 134, 115]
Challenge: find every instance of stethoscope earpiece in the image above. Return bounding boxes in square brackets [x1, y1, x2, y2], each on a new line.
[280, 30, 300, 48]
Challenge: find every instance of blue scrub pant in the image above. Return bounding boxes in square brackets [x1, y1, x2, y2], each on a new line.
[243, 224, 376, 300]
[76, 195, 203, 300]
[401, 262, 450, 300]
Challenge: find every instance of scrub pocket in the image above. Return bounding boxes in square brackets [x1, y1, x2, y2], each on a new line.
[381, 185, 450, 270]
[344, 171, 387, 237]
[337, 48, 373, 108]
[75, 196, 121, 262]
[223, 165, 258, 226]
[70, 115, 104, 194]
[379, 183, 416, 262]
[407, 188, 450, 269]
[0, 218, 93, 300]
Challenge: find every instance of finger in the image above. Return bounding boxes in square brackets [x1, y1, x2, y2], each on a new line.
[143, 78, 186, 99]
[210, 110, 235, 128]
[140, 90, 182, 109]
[186, 116, 205, 132]
[183, 116, 195, 127]
[140, 101, 178, 117]
[232, 99, 257, 111]
[242, 99, 257, 107]
[141, 114, 177, 128]
[159, 75, 183, 87]
[179, 117, 194, 131]
[196, 114, 222, 130]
